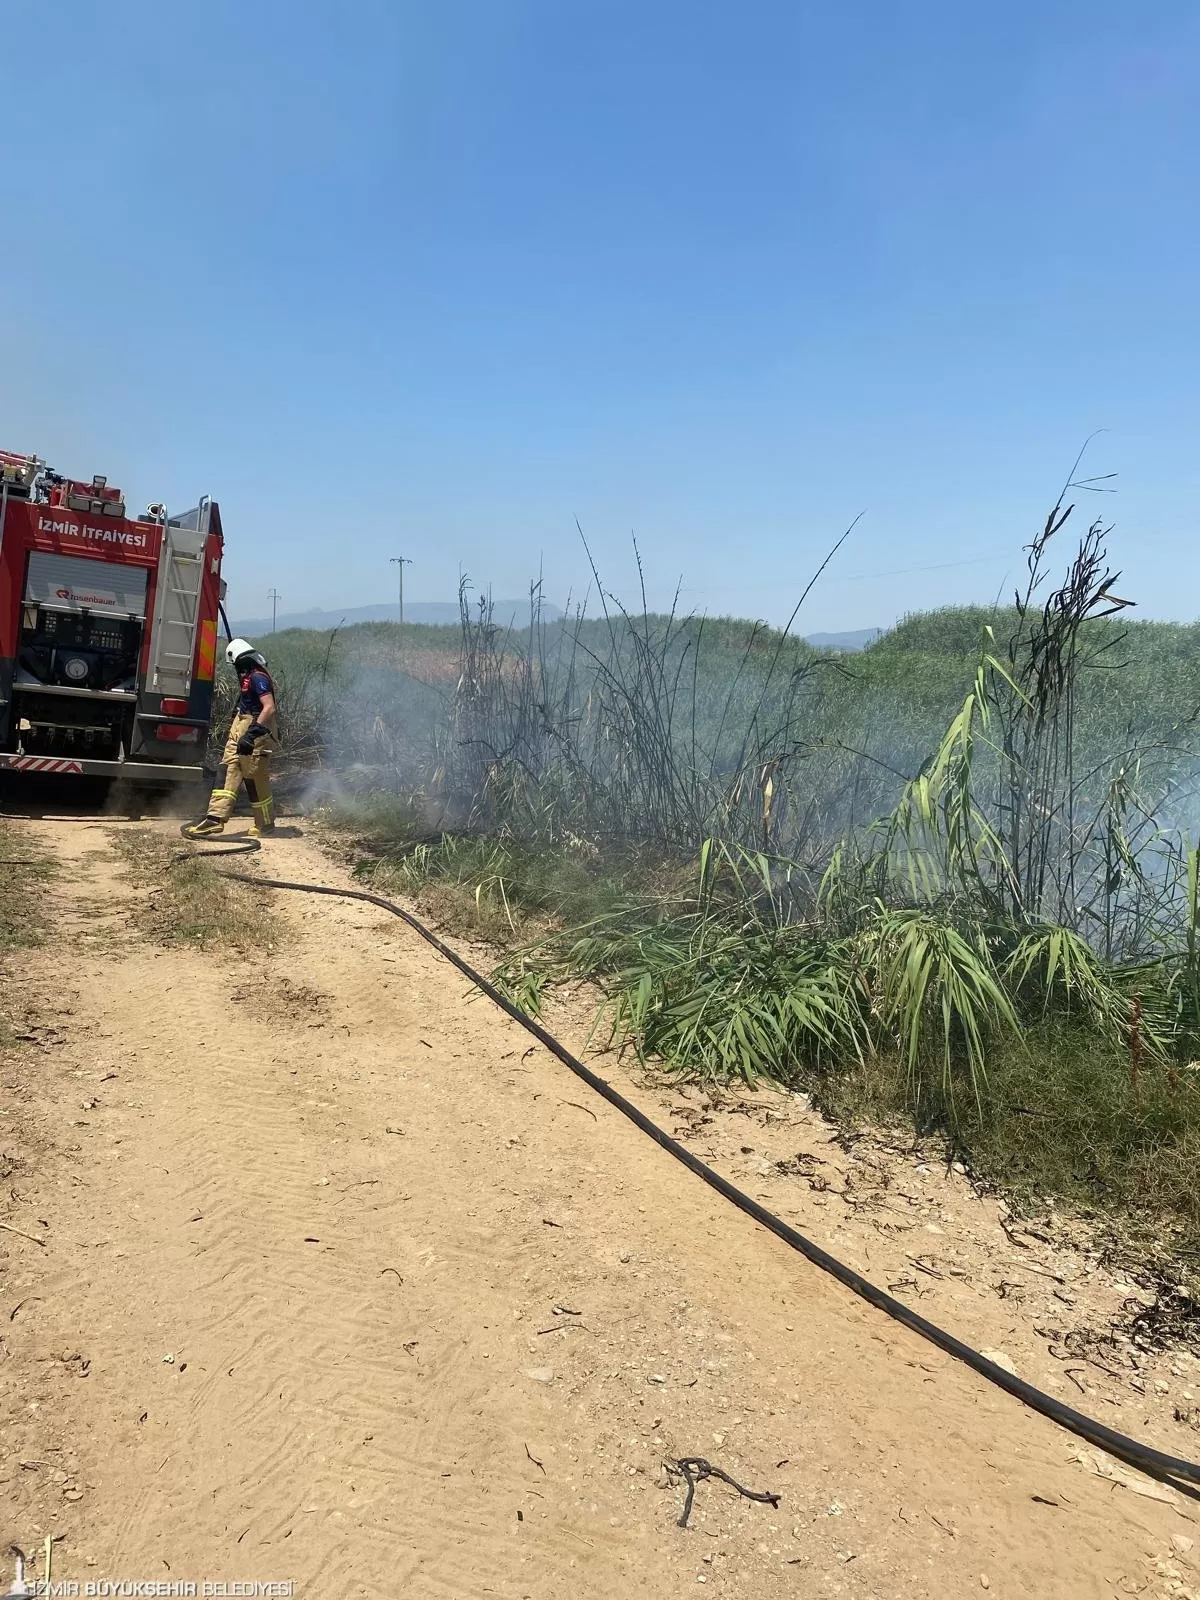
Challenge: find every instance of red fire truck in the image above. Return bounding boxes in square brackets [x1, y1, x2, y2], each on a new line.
[0, 449, 226, 785]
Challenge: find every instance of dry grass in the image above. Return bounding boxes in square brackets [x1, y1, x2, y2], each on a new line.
[814, 1019, 1200, 1276]
[110, 828, 282, 955]
[0, 821, 57, 1051]
[0, 821, 55, 954]
[340, 820, 686, 949]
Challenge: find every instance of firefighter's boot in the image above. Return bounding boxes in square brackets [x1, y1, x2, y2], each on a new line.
[183, 816, 225, 839]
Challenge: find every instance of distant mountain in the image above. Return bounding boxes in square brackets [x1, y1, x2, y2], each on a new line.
[803, 628, 882, 652]
[230, 599, 563, 635]
[229, 602, 879, 652]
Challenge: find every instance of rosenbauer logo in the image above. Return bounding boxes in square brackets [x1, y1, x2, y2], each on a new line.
[38, 515, 148, 550]
[54, 585, 118, 608]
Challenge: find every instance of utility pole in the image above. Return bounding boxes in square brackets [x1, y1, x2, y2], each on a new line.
[390, 556, 412, 626]
[268, 588, 281, 633]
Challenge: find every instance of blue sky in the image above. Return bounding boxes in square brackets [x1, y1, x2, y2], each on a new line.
[3, 0, 1197, 632]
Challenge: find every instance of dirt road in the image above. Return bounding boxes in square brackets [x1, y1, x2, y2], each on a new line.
[2, 816, 1198, 1598]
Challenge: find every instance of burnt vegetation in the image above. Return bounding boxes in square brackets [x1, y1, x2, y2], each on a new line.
[251, 474, 1200, 1258]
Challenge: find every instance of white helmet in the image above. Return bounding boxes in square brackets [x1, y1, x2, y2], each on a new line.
[226, 637, 266, 670]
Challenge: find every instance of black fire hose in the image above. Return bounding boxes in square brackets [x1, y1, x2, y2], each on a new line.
[183, 831, 1200, 1495]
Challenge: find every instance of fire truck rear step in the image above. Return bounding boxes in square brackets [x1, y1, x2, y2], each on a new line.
[0, 753, 205, 780]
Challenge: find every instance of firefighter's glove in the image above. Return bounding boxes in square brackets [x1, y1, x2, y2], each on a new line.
[236, 724, 269, 756]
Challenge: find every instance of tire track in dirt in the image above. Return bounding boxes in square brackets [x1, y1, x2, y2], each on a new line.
[5, 820, 665, 1598]
[90, 970, 541, 1594]
[1, 815, 1197, 1598]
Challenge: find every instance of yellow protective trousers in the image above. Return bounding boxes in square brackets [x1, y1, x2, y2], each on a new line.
[207, 712, 276, 827]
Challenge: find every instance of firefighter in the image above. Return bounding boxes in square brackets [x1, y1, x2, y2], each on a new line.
[183, 639, 278, 838]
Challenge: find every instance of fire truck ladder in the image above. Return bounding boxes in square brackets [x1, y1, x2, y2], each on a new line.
[149, 498, 210, 698]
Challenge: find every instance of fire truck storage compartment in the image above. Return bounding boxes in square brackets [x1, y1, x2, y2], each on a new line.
[13, 551, 147, 756]
[23, 551, 149, 619]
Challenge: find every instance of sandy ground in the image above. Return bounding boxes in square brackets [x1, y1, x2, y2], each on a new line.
[2, 813, 1199, 1599]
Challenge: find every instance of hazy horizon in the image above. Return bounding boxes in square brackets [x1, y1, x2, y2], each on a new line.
[4, 2, 1197, 633]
